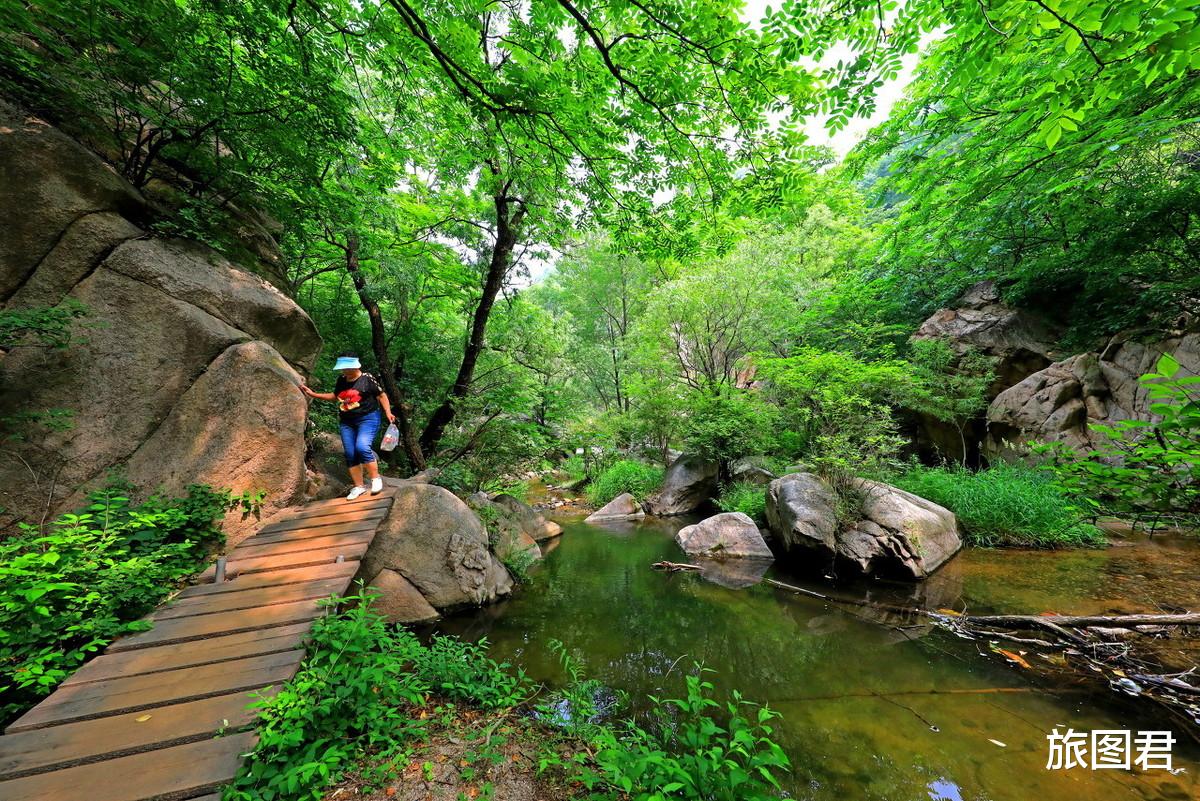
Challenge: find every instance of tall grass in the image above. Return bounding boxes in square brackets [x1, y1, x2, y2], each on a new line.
[715, 481, 768, 524]
[586, 460, 664, 506]
[893, 463, 1105, 548]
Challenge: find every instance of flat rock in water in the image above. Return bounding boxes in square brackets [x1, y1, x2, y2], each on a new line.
[675, 512, 774, 559]
[585, 492, 645, 522]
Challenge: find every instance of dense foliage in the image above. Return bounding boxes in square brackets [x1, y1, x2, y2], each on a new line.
[4, 1, 1197, 539]
[0, 483, 251, 723]
[586, 460, 665, 506]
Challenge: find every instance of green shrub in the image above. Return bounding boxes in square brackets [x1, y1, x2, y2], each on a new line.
[0, 483, 252, 722]
[715, 481, 767, 524]
[893, 463, 1104, 547]
[560, 454, 587, 482]
[587, 459, 664, 506]
[227, 593, 530, 800]
[575, 669, 790, 801]
[411, 635, 528, 709]
[224, 595, 428, 800]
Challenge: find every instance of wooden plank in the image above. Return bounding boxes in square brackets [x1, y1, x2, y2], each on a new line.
[0, 691, 266, 779]
[194, 543, 368, 583]
[8, 651, 303, 732]
[155, 579, 346, 620]
[277, 495, 392, 521]
[293, 492, 394, 514]
[229, 529, 375, 560]
[109, 600, 327, 653]
[60, 623, 314, 688]
[177, 561, 358, 598]
[258, 505, 387, 534]
[247, 517, 383, 544]
[0, 731, 257, 801]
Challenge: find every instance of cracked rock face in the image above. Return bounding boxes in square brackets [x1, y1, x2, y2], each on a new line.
[0, 101, 319, 542]
[766, 473, 961, 581]
[357, 484, 513, 610]
[984, 333, 1200, 459]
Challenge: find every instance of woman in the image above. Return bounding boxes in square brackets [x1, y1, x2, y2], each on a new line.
[300, 353, 397, 500]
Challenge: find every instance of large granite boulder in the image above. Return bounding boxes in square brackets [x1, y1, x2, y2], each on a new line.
[364, 568, 440, 625]
[465, 493, 543, 567]
[492, 493, 563, 541]
[731, 460, 775, 486]
[985, 332, 1200, 458]
[765, 473, 961, 580]
[675, 512, 774, 559]
[0, 102, 320, 543]
[910, 281, 1061, 464]
[585, 492, 645, 522]
[912, 280, 1059, 389]
[846, 479, 962, 579]
[648, 454, 719, 516]
[358, 484, 513, 610]
[765, 473, 839, 552]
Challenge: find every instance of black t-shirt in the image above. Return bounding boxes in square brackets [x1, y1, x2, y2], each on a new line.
[334, 372, 383, 421]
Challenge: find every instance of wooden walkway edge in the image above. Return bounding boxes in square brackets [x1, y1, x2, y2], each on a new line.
[0, 490, 395, 800]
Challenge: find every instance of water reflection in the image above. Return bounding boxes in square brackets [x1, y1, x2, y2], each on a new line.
[438, 515, 1200, 801]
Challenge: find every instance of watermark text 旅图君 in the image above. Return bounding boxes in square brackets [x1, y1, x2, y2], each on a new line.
[1046, 728, 1176, 771]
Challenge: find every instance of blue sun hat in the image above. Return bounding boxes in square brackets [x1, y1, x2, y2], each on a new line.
[332, 356, 361, 371]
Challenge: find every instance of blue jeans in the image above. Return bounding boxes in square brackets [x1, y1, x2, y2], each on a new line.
[339, 411, 382, 467]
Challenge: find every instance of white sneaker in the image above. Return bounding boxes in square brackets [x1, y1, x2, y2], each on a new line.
[346, 485, 368, 500]
[370, 477, 384, 495]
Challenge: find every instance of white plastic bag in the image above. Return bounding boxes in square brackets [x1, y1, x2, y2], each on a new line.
[380, 422, 400, 452]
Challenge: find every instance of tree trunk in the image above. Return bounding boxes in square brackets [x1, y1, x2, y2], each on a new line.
[343, 233, 427, 471]
[419, 192, 524, 457]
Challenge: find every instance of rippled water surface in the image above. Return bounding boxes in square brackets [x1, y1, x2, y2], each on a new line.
[439, 515, 1200, 801]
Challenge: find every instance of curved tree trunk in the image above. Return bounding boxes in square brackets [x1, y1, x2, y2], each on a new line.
[342, 232, 427, 471]
[418, 191, 525, 457]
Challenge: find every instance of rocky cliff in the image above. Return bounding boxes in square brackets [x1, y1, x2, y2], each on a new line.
[911, 281, 1198, 463]
[0, 101, 320, 542]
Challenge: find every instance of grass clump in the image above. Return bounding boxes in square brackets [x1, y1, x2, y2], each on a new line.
[893, 463, 1105, 547]
[715, 481, 768, 524]
[586, 459, 664, 506]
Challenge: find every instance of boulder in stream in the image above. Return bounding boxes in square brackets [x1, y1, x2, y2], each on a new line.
[358, 483, 513, 610]
[492, 493, 563, 541]
[648, 454, 719, 516]
[585, 492, 645, 522]
[766, 472, 961, 580]
[675, 512, 774, 559]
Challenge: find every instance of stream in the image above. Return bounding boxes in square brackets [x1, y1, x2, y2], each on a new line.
[439, 513, 1200, 801]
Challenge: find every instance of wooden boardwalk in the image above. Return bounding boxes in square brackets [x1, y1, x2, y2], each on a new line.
[0, 490, 395, 801]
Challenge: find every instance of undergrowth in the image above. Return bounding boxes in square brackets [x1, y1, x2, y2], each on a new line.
[894, 463, 1105, 547]
[0, 482, 256, 723]
[714, 481, 767, 524]
[586, 460, 664, 506]
[229, 594, 791, 801]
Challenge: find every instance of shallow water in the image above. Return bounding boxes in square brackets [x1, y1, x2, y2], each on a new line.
[439, 515, 1200, 801]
